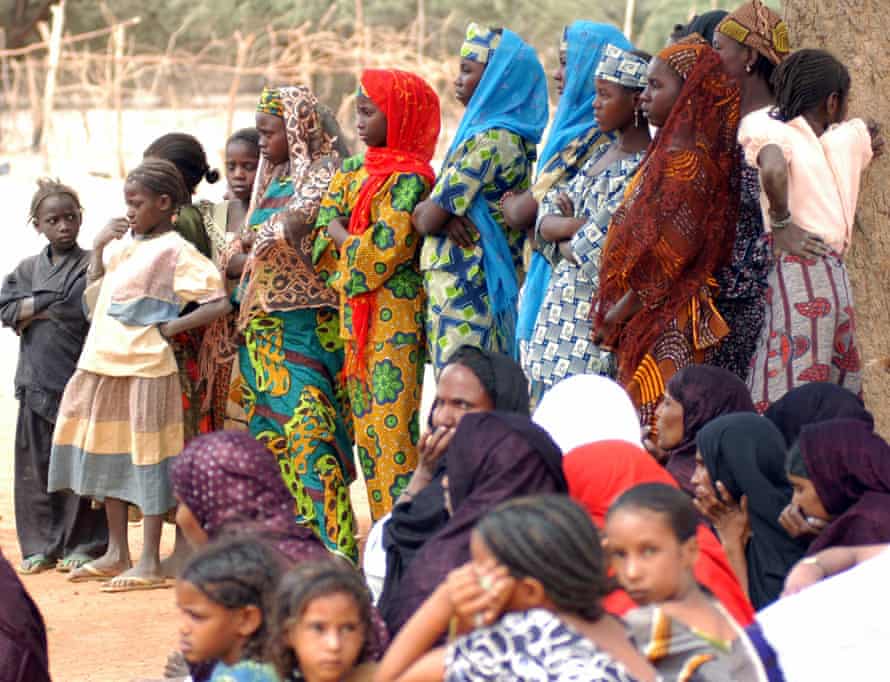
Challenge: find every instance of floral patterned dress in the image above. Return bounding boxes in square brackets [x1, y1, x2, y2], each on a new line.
[421, 128, 535, 371]
[315, 155, 429, 521]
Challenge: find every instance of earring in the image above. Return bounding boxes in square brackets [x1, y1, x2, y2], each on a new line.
[634, 108, 641, 128]
[745, 63, 753, 74]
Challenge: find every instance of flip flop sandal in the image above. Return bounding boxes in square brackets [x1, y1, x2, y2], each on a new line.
[56, 554, 93, 573]
[18, 554, 55, 575]
[68, 562, 129, 583]
[101, 576, 172, 593]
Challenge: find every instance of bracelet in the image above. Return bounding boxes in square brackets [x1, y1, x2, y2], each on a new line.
[770, 211, 792, 230]
[800, 556, 825, 574]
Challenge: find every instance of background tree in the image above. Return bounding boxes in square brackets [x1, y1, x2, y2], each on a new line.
[784, 0, 890, 434]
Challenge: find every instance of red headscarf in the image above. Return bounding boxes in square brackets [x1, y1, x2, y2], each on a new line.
[346, 69, 441, 377]
[564, 440, 755, 626]
[596, 38, 740, 384]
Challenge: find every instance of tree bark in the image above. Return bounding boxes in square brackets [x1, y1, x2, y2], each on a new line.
[784, 0, 890, 435]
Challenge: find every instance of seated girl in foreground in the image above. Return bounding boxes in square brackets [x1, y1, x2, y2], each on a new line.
[268, 562, 377, 682]
[606, 483, 766, 681]
[375, 495, 656, 682]
[176, 537, 284, 681]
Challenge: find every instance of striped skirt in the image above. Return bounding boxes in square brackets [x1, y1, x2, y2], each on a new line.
[49, 370, 183, 515]
[748, 253, 861, 412]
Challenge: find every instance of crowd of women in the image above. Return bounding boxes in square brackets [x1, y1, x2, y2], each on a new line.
[2, 0, 889, 680]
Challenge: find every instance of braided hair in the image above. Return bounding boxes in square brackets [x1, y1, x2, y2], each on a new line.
[29, 177, 82, 224]
[144, 132, 220, 193]
[772, 48, 850, 122]
[475, 495, 612, 622]
[607, 482, 699, 542]
[181, 536, 286, 661]
[126, 158, 191, 209]
[267, 561, 373, 679]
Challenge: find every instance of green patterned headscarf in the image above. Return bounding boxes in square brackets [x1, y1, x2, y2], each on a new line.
[256, 86, 284, 118]
[460, 23, 502, 64]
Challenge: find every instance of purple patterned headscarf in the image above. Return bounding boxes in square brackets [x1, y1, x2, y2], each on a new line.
[665, 365, 756, 495]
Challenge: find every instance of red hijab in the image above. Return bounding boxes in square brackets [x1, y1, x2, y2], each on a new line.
[347, 69, 441, 376]
[564, 440, 755, 626]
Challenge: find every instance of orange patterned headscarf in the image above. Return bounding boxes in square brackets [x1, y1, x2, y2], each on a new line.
[346, 69, 441, 377]
[717, 0, 790, 65]
[596, 39, 741, 385]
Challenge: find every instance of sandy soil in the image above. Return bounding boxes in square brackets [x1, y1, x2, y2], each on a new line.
[0, 145, 431, 681]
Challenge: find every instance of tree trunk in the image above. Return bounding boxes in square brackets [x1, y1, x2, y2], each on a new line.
[784, 0, 890, 435]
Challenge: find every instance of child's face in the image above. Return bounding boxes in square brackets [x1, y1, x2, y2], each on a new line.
[225, 140, 259, 202]
[593, 79, 636, 135]
[124, 180, 172, 235]
[35, 193, 81, 253]
[788, 474, 831, 524]
[176, 580, 246, 665]
[605, 508, 696, 606]
[174, 500, 209, 548]
[288, 592, 365, 682]
[355, 93, 387, 148]
[256, 112, 289, 166]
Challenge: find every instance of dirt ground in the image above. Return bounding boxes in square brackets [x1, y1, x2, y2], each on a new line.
[0, 148, 422, 681]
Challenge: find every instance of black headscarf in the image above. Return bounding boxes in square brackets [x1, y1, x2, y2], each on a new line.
[378, 349, 529, 620]
[764, 383, 873, 448]
[0, 550, 51, 682]
[664, 365, 755, 495]
[381, 411, 566, 635]
[696, 413, 808, 610]
[683, 10, 729, 43]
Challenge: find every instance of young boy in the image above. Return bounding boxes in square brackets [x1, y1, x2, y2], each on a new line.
[0, 178, 107, 574]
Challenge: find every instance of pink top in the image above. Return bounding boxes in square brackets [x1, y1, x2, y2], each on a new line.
[739, 111, 873, 255]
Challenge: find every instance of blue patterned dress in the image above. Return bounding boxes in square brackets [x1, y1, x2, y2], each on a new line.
[524, 143, 645, 403]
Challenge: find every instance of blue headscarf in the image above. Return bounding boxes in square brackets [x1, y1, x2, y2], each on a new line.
[516, 23, 633, 351]
[445, 29, 548, 356]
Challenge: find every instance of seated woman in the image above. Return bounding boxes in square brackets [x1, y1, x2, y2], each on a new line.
[594, 36, 741, 428]
[606, 484, 766, 680]
[532, 374, 642, 453]
[788, 419, 890, 554]
[650, 364, 755, 495]
[565, 439, 754, 626]
[693, 413, 808, 609]
[511, 22, 632, 366]
[764, 382, 873, 448]
[380, 412, 566, 636]
[371, 346, 529, 607]
[413, 24, 548, 370]
[376, 495, 657, 682]
[523, 45, 651, 402]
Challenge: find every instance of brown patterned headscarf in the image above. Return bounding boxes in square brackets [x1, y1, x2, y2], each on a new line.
[717, 0, 790, 65]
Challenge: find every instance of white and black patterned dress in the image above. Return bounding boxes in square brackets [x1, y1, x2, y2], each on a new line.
[444, 609, 640, 682]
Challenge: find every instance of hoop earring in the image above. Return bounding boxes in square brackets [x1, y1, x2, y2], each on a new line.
[634, 108, 641, 128]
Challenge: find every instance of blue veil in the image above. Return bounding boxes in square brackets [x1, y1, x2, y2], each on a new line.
[516, 22, 632, 353]
[443, 29, 549, 357]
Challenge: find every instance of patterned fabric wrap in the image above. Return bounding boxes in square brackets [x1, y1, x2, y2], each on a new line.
[237, 85, 341, 328]
[748, 253, 861, 413]
[596, 38, 741, 395]
[460, 23, 501, 64]
[256, 86, 284, 117]
[341, 69, 440, 381]
[595, 44, 650, 89]
[444, 29, 548, 354]
[717, 0, 791, 66]
[518, 23, 631, 351]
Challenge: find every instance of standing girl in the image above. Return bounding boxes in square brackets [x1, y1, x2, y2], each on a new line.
[49, 159, 230, 592]
[314, 69, 440, 521]
[267, 562, 377, 682]
[606, 483, 766, 680]
[594, 37, 741, 428]
[524, 45, 651, 402]
[236, 86, 355, 563]
[742, 49, 883, 410]
[199, 128, 261, 432]
[413, 24, 548, 370]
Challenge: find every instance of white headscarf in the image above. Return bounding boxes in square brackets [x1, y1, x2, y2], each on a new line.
[532, 374, 642, 454]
